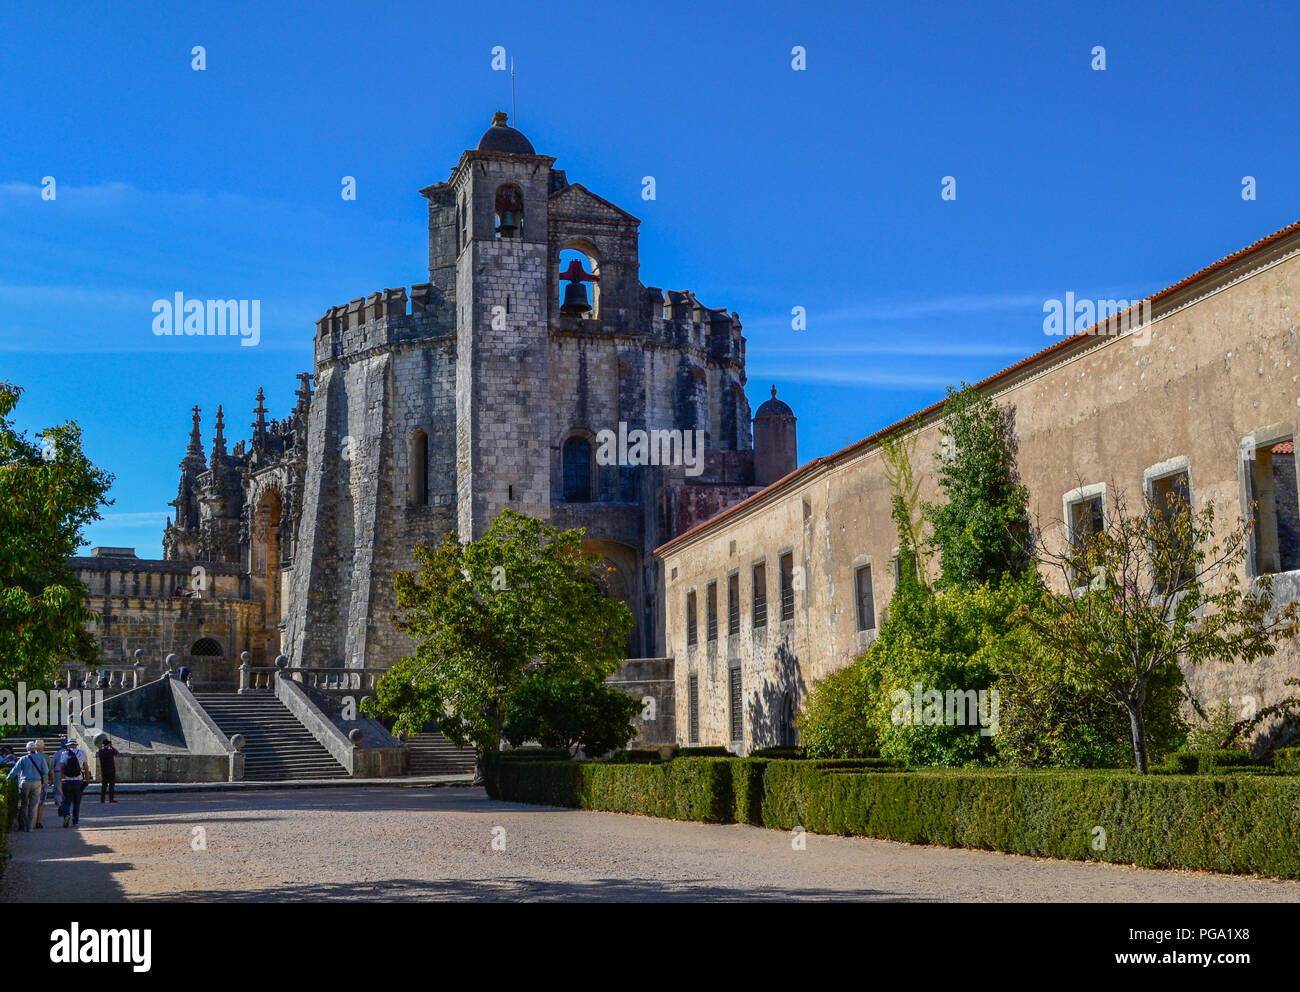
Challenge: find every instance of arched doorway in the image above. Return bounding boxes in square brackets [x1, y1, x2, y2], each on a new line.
[582, 539, 642, 658]
[251, 488, 283, 660]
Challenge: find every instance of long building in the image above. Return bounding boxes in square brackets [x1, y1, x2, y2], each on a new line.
[654, 220, 1300, 753]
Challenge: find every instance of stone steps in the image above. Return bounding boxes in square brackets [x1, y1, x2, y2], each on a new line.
[192, 692, 348, 781]
[404, 732, 476, 775]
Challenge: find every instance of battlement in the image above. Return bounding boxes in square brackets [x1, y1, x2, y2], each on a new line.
[314, 283, 454, 364]
[643, 286, 745, 363]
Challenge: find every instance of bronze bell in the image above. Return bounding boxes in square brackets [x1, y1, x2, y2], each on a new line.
[559, 257, 598, 317]
[497, 211, 519, 238]
[561, 280, 592, 316]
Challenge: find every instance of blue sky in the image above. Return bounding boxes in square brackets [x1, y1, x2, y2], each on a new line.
[2, 0, 1297, 558]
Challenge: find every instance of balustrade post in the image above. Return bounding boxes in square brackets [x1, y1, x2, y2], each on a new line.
[238, 651, 250, 692]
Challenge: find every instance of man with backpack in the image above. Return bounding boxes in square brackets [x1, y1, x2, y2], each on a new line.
[6, 742, 49, 832]
[55, 739, 92, 827]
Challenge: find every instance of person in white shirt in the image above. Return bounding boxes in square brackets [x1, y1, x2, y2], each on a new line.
[5, 742, 49, 832]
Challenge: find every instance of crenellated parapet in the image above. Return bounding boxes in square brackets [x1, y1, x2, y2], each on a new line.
[642, 286, 746, 365]
[313, 283, 455, 366]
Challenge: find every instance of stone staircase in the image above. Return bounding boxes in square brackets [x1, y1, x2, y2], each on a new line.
[192, 691, 348, 780]
[405, 732, 476, 776]
[0, 732, 66, 759]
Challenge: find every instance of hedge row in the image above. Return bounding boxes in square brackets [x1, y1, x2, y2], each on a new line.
[487, 757, 1300, 878]
[0, 778, 14, 879]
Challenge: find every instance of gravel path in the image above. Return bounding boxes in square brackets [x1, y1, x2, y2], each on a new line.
[3, 786, 1297, 902]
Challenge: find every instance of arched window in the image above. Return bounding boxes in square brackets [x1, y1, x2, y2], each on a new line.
[562, 436, 592, 502]
[558, 244, 600, 318]
[190, 638, 223, 657]
[495, 184, 523, 239]
[407, 428, 428, 507]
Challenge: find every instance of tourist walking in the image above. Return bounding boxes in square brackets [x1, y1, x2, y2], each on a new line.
[97, 738, 120, 803]
[5, 742, 49, 832]
[49, 741, 64, 810]
[55, 739, 92, 827]
[32, 741, 49, 828]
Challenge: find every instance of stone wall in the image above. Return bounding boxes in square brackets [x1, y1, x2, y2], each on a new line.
[658, 224, 1300, 753]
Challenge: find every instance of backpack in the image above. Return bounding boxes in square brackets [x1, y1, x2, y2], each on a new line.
[63, 750, 80, 778]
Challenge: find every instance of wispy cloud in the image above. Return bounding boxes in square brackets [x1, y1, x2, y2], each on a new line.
[95, 512, 171, 527]
[743, 293, 1046, 332]
[758, 341, 1031, 358]
[747, 366, 955, 390]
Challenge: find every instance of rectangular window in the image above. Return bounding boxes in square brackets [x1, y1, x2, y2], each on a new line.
[1249, 439, 1300, 575]
[729, 667, 743, 743]
[686, 590, 697, 646]
[688, 674, 699, 744]
[1069, 495, 1105, 549]
[854, 564, 875, 632]
[706, 580, 718, 642]
[779, 551, 795, 622]
[727, 572, 740, 635]
[752, 562, 767, 628]
[1151, 470, 1193, 591]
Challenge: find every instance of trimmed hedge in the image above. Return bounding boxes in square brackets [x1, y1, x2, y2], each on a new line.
[498, 748, 571, 762]
[1275, 748, 1300, 774]
[490, 757, 1300, 878]
[0, 778, 13, 879]
[1194, 749, 1263, 773]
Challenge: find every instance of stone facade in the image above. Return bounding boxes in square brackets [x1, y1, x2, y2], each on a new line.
[68, 548, 261, 685]
[657, 220, 1300, 754]
[77, 113, 791, 684]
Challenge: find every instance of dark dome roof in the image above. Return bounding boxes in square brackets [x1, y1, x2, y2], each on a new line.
[755, 386, 794, 418]
[477, 111, 535, 155]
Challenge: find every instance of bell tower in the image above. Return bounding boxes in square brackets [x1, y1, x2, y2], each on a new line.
[452, 112, 557, 539]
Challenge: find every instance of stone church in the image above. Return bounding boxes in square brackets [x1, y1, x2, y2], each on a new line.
[72, 113, 797, 688]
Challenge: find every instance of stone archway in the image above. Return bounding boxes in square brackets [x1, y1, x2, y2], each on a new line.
[251, 488, 284, 660]
[582, 539, 642, 658]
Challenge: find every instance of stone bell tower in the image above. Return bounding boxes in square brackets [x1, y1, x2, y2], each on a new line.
[448, 111, 556, 539]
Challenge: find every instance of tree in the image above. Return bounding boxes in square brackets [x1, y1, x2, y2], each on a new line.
[364, 509, 634, 781]
[879, 416, 926, 584]
[1015, 485, 1298, 773]
[925, 384, 1032, 590]
[797, 663, 879, 758]
[0, 381, 113, 729]
[504, 671, 641, 756]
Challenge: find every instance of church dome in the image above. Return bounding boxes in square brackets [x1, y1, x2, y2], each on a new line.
[755, 386, 794, 418]
[476, 111, 535, 155]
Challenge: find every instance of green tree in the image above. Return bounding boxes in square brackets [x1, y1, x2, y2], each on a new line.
[504, 671, 641, 756]
[879, 416, 926, 584]
[0, 381, 112, 730]
[925, 384, 1031, 590]
[364, 509, 634, 780]
[797, 663, 879, 758]
[1016, 486, 1297, 773]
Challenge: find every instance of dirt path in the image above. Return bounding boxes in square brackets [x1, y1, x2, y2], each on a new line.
[4, 787, 1297, 902]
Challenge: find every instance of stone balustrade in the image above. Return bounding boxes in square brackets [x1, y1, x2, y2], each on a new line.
[289, 667, 386, 693]
[60, 663, 144, 691]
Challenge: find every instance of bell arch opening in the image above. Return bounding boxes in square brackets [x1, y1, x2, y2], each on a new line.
[558, 243, 600, 319]
[494, 184, 524, 239]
